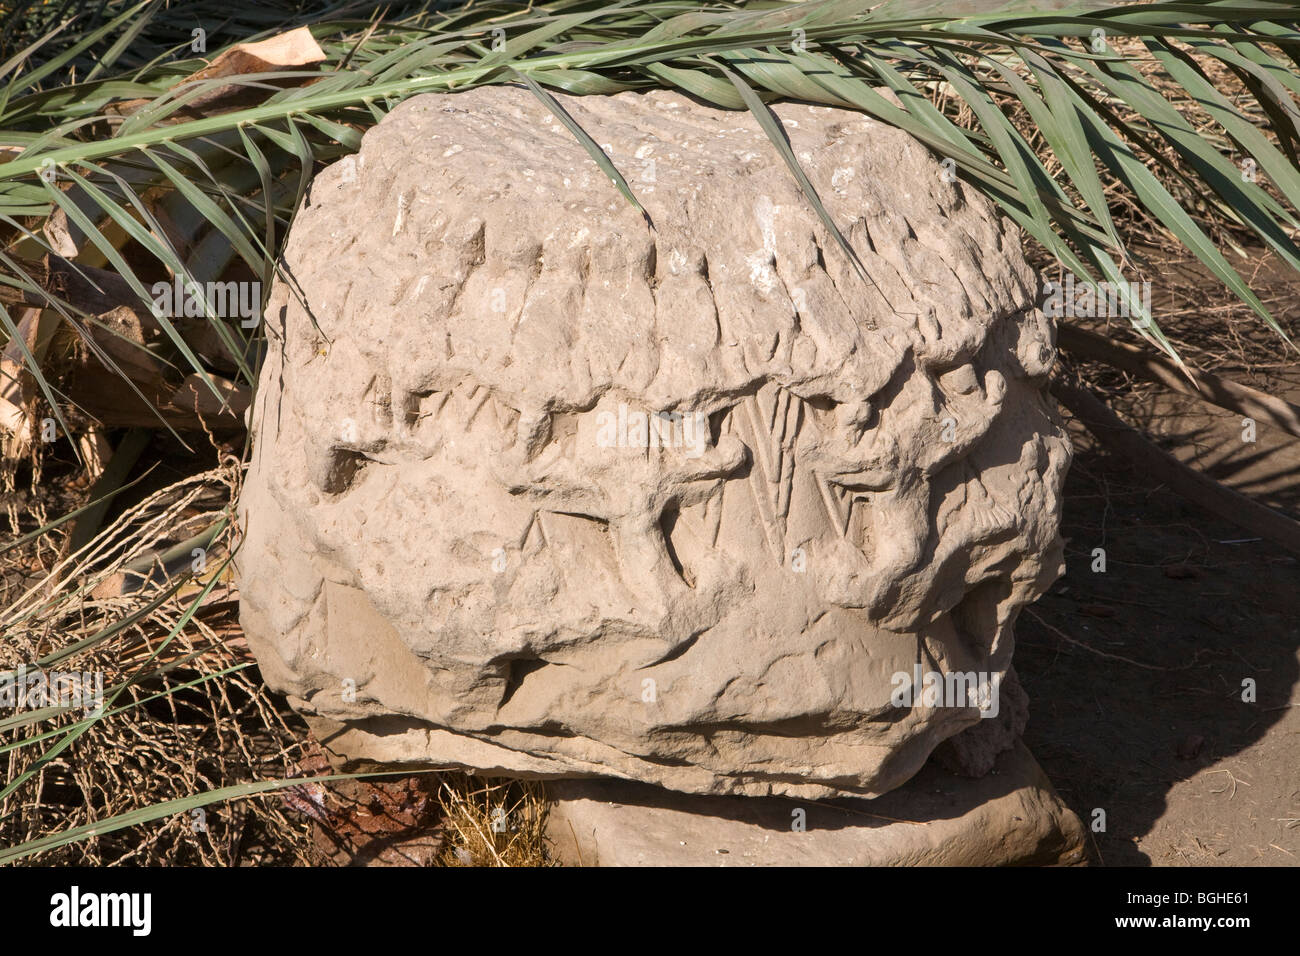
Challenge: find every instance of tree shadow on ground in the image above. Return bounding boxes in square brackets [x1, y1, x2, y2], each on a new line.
[1018, 419, 1300, 866]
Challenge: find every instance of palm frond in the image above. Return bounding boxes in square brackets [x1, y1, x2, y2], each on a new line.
[1, 0, 1298, 432]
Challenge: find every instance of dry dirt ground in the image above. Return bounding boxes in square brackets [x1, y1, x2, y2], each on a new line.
[1019, 254, 1300, 867]
[1020, 416, 1299, 866]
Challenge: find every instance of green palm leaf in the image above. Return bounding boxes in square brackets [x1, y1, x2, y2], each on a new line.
[2, 0, 1298, 412]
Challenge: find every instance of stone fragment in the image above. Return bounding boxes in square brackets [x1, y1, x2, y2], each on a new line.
[237, 84, 1069, 799]
[545, 740, 1089, 866]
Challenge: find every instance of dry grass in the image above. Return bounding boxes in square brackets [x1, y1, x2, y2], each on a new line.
[0, 458, 321, 865]
[436, 776, 553, 867]
[0, 445, 555, 865]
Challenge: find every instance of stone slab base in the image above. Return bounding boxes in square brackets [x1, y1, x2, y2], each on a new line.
[545, 740, 1088, 866]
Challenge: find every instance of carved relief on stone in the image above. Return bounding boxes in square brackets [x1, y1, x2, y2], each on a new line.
[237, 85, 1069, 799]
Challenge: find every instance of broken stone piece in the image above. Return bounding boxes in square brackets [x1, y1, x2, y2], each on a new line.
[237, 84, 1069, 800]
[545, 740, 1089, 866]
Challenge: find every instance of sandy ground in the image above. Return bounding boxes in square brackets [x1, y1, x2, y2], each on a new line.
[1020, 366, 1300, 866]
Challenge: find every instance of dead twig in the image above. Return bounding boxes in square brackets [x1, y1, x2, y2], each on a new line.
[1023, 608, 1187, 671]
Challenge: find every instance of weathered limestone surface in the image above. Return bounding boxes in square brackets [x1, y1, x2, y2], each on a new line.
[546, 739, 1089, 866]
[238, 85, 1070, 799]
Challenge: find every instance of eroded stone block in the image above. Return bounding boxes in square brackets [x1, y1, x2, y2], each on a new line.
[237, 85, 1069, 799]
